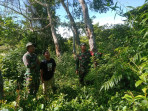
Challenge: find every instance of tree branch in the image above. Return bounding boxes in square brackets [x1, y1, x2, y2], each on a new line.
[34, 0, 47, 7]
[0, 1, 51, 32]
[0, 3, 31, 21]
[32, 18, 48, 20]
[33, 23, 51, 32]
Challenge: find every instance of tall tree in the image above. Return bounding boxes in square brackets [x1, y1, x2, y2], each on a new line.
[30, 0, 61, 56]
[78, 0, 96, 51]
[60, 0, 80, 54]
[77, 0, 113, 51]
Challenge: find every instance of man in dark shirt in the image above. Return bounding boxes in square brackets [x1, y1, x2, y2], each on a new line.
[40, 50, 56, 97]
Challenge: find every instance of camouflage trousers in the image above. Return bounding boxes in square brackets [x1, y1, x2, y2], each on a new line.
[25, 74, 40, 96]
[78, 71, 88, 85]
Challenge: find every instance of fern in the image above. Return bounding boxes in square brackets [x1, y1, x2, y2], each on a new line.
[100, 74, 122, 92]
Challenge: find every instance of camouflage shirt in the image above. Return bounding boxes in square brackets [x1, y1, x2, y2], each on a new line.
[23, 52, 39, 75]
[76, 51, 91, 73]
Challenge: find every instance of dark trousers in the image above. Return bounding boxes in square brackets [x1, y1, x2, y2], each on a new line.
[0, 73, 3, 100]
[0, 85, 3, 100]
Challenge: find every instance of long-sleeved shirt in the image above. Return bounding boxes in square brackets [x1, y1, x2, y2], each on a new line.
[23, 52, 39, 75]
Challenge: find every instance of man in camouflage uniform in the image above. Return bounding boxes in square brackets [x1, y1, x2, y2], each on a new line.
[23, 42, 40, 96]
[76, 43, 91, 85]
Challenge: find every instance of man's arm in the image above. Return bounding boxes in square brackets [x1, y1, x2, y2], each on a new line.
[75, 55, 79, 74]
[23, 55, 31, 68]
[40, 69, 44, 83]
[40, 61, 44, 83]
[53, 59, 56, 73]
[36, 57, 40, 65]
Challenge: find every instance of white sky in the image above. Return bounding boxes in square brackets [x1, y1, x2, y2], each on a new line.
[56, 0, 146, 38]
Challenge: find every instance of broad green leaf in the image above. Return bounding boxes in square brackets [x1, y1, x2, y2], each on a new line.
[135, 80, 143, 87]
[135, 95, 146, 100]
[143, 31, 148, 38]
[140, 57, 147, 62]
[139, 74, 147, 82]
[122, 94, 133, 102]
[142, 87, 147, 94]
[141, 18, 148, 24]
[140, 12, 148, 19]
[123, 106, 127, 111]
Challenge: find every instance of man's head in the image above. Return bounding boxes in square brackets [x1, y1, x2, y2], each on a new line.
[43, 50, 50, 59]
[26, 42, 35, 53]
[80, 43, 86, 51]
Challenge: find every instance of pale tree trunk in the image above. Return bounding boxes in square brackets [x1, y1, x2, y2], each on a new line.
[46, 4, 61, 56]
[61, 0, 80, 54]
[35, 0, 61, 56]
[78, 0, 96, 51]
[0, 71, 3, 100]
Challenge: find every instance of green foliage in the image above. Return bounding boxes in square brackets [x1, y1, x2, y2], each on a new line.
[56, 52, 76, 77]
[122, 53, 148, 110]
[100, 74, 122, 91]
[90, 0, 114, 13]
[122, 91, 148, 111]
[0, 16, 23, 47]
[1, 48, 26, 80]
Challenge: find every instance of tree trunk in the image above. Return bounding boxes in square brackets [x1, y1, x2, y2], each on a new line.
[0, 71, 3, 100]
[46, 2, 61, 56]
[35, 0, 61, 56]
[78, 0, 96, 51]
[61, 0, 80, 54]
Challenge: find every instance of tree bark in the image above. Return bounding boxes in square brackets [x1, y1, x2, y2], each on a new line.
[0, 71, 3, 100]
[61, 0, 80, 54]
[46, 4, 61, 56]
[35, 0, 61, 56]
[78, 0, 96, 51]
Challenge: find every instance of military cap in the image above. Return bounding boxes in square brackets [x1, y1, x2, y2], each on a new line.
[26, 42, 33, 48]
[80, 43, 86, 46]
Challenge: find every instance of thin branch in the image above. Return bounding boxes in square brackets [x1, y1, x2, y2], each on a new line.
[18, 0, 22, 14]
[0, 1, 26, 12]
[34, 0, 47, 7]
[0, 3, 31, 21]
[32, 18, 48, 20]
[28, 2, 41, 19]
[33, 23, 51, 32]
[0, 0, 51, 32]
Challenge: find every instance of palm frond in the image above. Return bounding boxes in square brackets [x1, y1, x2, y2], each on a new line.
[100, 74, 122, 92]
